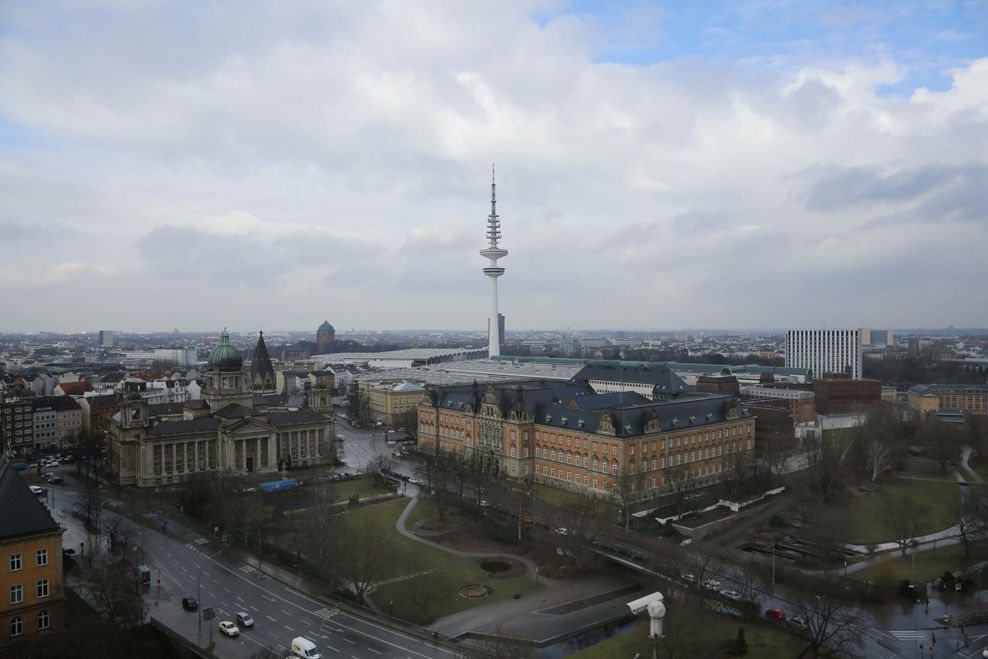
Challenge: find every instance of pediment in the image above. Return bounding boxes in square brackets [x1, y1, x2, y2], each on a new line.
[223, 418, 275, 436]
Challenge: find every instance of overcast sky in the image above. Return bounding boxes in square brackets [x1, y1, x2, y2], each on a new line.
[1, 1, 987, 333]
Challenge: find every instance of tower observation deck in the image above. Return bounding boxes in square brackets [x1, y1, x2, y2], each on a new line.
[480, 166, 507, 357]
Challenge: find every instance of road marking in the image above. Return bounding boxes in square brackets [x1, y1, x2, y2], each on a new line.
[224, 587, 231, 594]
[266, 616, 276, 622]
[282, 609, 293, 616]
[889, 630, 926, 640]
[193, 549, 456, 658]
[368, 648, 382, 655]
[343, 637, 356, 644]
[326, 646, 340, 653]
[284, 625, 296, 632]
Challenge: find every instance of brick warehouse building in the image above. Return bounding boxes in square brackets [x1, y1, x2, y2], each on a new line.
[418, 374, 754, 498]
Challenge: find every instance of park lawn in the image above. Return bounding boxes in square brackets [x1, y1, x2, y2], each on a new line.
[535, 484, 591, 509]
[330, 477, 392, 502]
[852, 542, 988, 584]
[369, 561, 537, 625]
[839, 479, 960, 545]
[345, 498, 452, 579]
[568, 614, 804, 659]
[897, 457, 956, 481]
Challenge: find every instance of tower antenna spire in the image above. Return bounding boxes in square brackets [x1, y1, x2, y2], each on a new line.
[480, 165, 507, 358]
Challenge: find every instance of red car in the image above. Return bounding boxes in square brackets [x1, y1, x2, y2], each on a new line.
[765, 608, 786, 621]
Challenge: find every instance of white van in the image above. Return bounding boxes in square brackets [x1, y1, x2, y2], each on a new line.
[291, 637, 321, 659]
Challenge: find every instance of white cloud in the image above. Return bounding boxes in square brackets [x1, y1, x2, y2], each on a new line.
[0, 1, 985, 331]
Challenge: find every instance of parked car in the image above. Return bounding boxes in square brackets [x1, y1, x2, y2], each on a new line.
[719, 589, 742, 601]
[703, 579, 721, 590]
[29, 486, 45, 496]
[235, 611, 254, 627]
[765, 608, 786, 620]
[553, 527, 568, 536]
[789, 615, 808, 629]
[218, 621, 239, 637]
[182, 597, 198, 611]
[682, 573, 697, 583]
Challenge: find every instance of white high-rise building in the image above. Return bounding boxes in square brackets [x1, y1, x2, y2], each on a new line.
[785, 329, 862, 380]
[480, 167, 507, 358]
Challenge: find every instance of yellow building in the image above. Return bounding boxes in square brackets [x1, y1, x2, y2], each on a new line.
[907, 384, 988, 416]
[0, 460, 64, 649]
[359, 380, 428, 426]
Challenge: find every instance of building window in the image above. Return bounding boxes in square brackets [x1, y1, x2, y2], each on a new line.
[36, 549, 47, 567]
[10, 584, 23, 604]
[10, 553, 21, 571]
[153, 445, 162, 474]
[9, 616, 23, 638]
[37, 579, 49, 598]
[37, 610, 49, 631]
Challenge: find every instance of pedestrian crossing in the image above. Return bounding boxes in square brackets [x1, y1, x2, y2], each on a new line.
[889, 630, 926, 640]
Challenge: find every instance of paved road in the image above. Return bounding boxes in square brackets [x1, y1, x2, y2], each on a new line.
[46, 467, 456, 659]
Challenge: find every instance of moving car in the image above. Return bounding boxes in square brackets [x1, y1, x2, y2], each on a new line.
[29, 485, 45, 496]
[182, 597, 198, 611]
[218, 621, 239, 637]
[235, 611, 254, 627]
[291, 636, 322, 659]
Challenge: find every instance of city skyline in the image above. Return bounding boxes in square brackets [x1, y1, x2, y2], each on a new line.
[1, 2, 987, 332]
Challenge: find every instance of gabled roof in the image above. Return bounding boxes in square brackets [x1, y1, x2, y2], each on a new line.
[0, 460, 60, 539]
[56, 381, 92, 395]
[213, 403, 249, 419]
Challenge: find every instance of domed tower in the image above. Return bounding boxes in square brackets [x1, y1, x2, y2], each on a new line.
[202, 329, 250, 409]
[250, 331, 276, 394]
[316, 320, 336, 352]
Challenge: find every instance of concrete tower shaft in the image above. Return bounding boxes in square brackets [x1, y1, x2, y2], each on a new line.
[480, 166, 506, 357]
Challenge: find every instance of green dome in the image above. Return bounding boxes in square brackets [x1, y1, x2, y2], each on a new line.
[208, 329, 243, 370]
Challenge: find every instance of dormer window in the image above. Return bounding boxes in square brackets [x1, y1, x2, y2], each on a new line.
[545, 415, 552, 423]
[671, 417, 679, 426]
[689, 415, 696, 423]
[560, 416, 568, 425]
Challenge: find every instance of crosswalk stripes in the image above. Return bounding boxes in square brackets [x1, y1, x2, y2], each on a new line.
[889, 630, 926, 641]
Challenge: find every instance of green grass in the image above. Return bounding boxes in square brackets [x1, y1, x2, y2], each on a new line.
[852, 542, 987, 584]
[897, 457, 956, 481]
[404, 498, 436, 529]
[369, 561, 537, 625]
[534, 484, 591, 509]
[330, 477, 392, 502]
[344, 498, 452, 579]
[568, 614, 804, 659]
[838, 479, 961, 545]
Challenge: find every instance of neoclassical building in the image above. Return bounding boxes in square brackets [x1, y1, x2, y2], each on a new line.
[418, 373, 754, 498]
[109, 330, 335, 488]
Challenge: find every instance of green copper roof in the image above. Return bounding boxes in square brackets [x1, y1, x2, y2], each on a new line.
[208, 329, 243, 370]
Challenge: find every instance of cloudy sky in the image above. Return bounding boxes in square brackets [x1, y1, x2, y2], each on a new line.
[1, 1, 986, 333]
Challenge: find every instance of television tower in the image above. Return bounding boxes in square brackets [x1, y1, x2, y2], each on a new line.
[480, 165, 507, 358]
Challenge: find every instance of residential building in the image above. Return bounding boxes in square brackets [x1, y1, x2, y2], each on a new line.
[418, 375, 754, 497]
[30, 401, 57, 451]
[78, 394, 121, 435]
[48, 398, 82, 447]
[0, 402, 33, 456]
[907, 384, 988, 417]
[785, 329, 863, 380]
[97, 330, 114, 347]
[0, 459, 64, 649]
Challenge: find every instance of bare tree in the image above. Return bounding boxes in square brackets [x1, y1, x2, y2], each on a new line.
[952, 497, 986, 558]
[615, 460, 647, 531]
[882, 494, 929, 556]
[864, 439, 893, 482]
[655, 595, 722, 659]
[664, 465, 693, 516]
[82, 554, 145, 627]
[920, 418, 959, 474]
[794, 592, 863, 658]
[336, 509, 397, 601]
[806, 435, 843, 502]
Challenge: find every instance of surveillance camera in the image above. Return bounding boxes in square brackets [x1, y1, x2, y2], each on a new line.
[626, 591, 664, 616]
